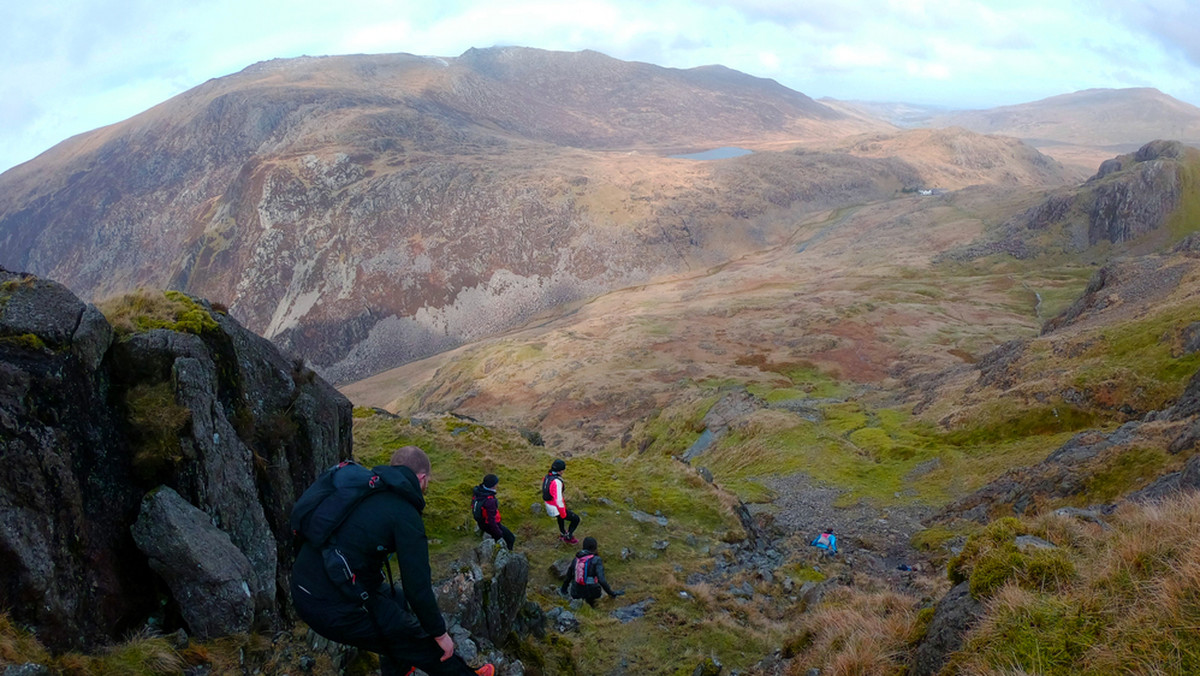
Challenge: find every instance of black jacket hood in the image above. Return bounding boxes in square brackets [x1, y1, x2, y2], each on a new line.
[472, 484, 497, 498]
[372, 464, 426, 513]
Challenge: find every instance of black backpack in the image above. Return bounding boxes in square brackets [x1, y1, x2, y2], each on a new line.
[471, 492, 486, 525]
[290, 460, 392, 602]
[290, 460, 384, 552]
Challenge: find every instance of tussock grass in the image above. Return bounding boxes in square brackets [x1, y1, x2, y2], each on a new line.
[0, 622, 182, 676]
[125, 381, 192, 481]
[781, 583, 926, 676]
[98, 289, 218, 336]
[947, 491, 1200, 674]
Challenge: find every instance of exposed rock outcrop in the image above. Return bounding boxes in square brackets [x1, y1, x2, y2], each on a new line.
[0, 268, 353, 652]
[943, 140, 1198, 263]
[438, 540, 532, 648]
[909, 582, 984, 676]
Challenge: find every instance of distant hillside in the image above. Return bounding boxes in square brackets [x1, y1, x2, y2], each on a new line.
[928, 88, 1200, 177]
[0, 47, 1065, 384]
[930, 88, 1200, 148]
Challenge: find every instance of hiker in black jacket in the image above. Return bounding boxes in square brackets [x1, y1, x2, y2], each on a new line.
[291, 446, 494, 676]
[560, 536, 624, 608]
[472, 473, 515, 550]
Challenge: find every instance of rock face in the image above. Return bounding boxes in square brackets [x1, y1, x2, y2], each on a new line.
[0, 268, 352, 652]
[909, 582, 984, 676]
[948, 140, 1198, 262]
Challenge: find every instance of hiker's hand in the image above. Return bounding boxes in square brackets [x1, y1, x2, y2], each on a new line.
[610, 589, 624, 597]
[435, 632, 454, 661]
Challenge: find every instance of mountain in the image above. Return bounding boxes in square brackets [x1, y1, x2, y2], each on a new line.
[927, 88, 1200, 177]
[0, 47, 1070, 385]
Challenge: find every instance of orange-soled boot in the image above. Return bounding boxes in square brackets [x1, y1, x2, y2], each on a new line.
[474, 665, 495, 676]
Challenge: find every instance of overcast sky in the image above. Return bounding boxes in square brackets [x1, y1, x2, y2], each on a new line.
[2, 0, 1198, 175]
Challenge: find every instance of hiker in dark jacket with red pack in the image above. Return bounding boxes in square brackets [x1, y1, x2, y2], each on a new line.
[559, 536, 623, 607]
[290, 446, 494, 676]
[471, 473, 515, 550]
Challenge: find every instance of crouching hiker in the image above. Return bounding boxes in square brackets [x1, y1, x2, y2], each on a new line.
[560, 536, 624, 607]
[542, 459, 581, 544]
[472, 473, 515, 550]
[811, 527, 838, 557]
[290, 446, 494, 676]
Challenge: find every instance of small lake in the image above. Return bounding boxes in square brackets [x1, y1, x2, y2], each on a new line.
[669, 146, 754, 160]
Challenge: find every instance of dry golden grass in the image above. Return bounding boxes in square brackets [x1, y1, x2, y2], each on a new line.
[784, 585, 924, 676]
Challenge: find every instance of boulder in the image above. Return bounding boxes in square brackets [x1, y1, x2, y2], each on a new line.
[131, 487, 255, 639]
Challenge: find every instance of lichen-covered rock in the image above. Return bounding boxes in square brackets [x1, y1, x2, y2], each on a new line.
[131, 487, 255, 639]
[0, 270, 151, 653]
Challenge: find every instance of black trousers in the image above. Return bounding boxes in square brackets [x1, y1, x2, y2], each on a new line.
[292, 573, 476, 675]
[481, 522, 515, 550]
[556, 509, 580, 535]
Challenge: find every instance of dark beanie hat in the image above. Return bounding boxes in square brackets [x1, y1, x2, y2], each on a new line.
[582, 536, 598, 551]
[551, 459, 566, 472]
[483, 473, 499, 488]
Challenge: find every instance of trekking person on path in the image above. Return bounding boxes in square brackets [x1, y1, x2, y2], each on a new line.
[542, 459, 580, 544]
[559, 536, 624, 607]
[811, 527, 838, 557]
[290, 446, 494, 676]
[472, 473, 515, 550]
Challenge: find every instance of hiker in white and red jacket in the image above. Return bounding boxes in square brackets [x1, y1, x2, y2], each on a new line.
[471, 473, 515, 550]
[542, 459, 580, 544]
[559, 536, 623, 607]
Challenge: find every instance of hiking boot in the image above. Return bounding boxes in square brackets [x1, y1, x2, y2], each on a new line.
[561, 534, 579, 545]
[474, 665, 495, 676]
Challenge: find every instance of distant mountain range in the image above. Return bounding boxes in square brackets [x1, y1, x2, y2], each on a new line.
[1, 47, 1193, 384]
[830, 88, 1200, 177]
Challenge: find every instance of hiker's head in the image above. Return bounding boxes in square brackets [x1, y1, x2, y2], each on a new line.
[824, 527, 834, 534]
[390, 445, 432, 493]
[551, 459, 566, 473]
[483, 473, 499, 489]
[582, 536, 598, 552]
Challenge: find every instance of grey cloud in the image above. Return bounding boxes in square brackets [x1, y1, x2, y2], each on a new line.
[1099, 0, 1200, 66]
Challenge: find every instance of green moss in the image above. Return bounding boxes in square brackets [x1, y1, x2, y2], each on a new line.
[352, 406, 377, 419]
[1079, 446, 1170, 504]
[948, 517, 1075, 600]
[0, 333, 47, 351]
[910, 525, 967, 552]
[943, 404, 1098, 446]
